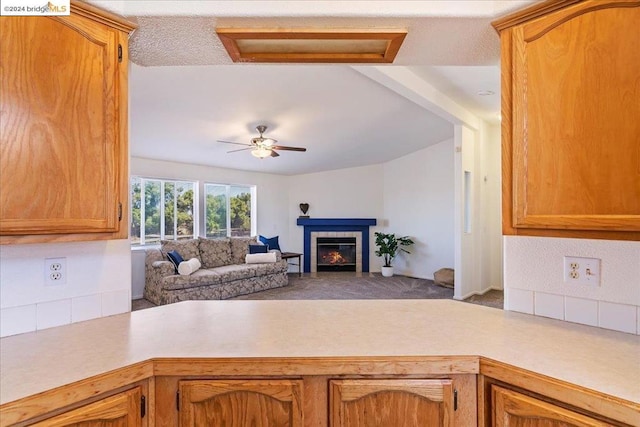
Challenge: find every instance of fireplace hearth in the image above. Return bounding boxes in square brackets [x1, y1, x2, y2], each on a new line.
[317, 237, 356, 272]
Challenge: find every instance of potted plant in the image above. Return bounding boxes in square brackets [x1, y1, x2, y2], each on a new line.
[374, 232, 414, 277]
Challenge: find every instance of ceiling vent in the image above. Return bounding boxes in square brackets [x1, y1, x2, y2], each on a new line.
[216, 28, 407, 63]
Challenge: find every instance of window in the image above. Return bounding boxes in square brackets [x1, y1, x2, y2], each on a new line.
[205, 184, 254, 237]
[130, 177, 196, 245]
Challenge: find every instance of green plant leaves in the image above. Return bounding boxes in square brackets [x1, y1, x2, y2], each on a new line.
[374, 232, 414, 267]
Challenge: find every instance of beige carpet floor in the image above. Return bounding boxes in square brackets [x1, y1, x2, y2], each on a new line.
[133, 273, 503, 311]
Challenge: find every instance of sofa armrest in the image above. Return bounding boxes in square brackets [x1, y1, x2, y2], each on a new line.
[269, 249, 282, 261]
[145, 248, 175, 293]
[152, 260, 175, 277]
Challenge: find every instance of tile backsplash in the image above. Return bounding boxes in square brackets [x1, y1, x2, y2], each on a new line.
[504, 236, 640, 335]
[1, 239, 131, 337]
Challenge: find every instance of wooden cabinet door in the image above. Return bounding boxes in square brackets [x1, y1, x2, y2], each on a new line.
[498, 0, 640, 239]
[29, 387, 142, 427]
[330, 379, 454, 427]
[0, 10, 127, 239]
[179, 379, 304, 426]
[492, 386, 615, 427]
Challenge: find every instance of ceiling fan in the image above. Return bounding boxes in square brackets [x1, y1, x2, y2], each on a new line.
[217, 125, 307, 158]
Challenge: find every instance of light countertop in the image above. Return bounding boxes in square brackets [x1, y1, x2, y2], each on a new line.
[1, 299, 639, 405]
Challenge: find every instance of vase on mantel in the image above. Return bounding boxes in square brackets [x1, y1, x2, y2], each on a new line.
[381, 266, 394, 277]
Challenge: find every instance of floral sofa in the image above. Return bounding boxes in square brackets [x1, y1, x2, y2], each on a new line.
[144, 237, 288, 305]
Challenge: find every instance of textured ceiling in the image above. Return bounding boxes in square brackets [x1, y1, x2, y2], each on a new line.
[127, 16, 502, 68]
[90, 0, 536, 174]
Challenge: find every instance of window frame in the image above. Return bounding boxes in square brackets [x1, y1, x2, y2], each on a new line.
[130, 176, 198, 246]
[203, 183, 256, 238]
[130, 177, 257, 246]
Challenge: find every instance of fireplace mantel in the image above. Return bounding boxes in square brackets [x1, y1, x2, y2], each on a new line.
[296, 218, 377, 273]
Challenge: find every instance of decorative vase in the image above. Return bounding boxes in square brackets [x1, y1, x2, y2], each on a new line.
[381, 266, 394, 277]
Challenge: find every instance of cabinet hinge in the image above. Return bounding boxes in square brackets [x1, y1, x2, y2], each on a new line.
[176, 391, 180, 411]
[118, 44, 123, 63]
[118, 202, 122, 221]
[140, 395, 146, 418]
[453, 389, 458, 411]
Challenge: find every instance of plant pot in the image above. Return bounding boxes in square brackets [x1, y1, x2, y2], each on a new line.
[381, 266, 394, 277]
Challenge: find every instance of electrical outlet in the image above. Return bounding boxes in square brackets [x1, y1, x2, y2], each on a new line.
[45, 257, 66, 285]
[564, 256, 600, 286]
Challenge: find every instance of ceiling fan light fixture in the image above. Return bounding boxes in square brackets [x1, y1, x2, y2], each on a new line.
[251, 147, 272, 158]
[219, 125, 306, 158]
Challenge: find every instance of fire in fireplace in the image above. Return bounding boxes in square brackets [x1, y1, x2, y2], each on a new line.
[317, 237, 356, 272]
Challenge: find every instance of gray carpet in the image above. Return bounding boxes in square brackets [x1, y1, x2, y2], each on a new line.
[232, 273, 453, 300]
[133, 273, 503, 310]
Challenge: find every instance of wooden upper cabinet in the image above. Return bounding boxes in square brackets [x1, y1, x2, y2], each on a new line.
[0, 1, 135, 244]
[493, 0, 640, 240]
[179, 379, 304, 426]
[330, 379, 455, 427]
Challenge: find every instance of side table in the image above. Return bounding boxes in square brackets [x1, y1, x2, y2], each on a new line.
[280, 252, 302, 277]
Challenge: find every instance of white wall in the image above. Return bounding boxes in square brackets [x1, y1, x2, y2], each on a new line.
[504, 237, 640, 335]
[454, 125, 477, 299]
[287, 164, 384, 270]
[0, 240, 131, 337]
[481, 123, 503, 290]
[382, 138, 454, 279]
[453, 123, 502, 300]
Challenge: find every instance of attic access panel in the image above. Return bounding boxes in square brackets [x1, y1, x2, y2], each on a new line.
[216, 28, 407, 63]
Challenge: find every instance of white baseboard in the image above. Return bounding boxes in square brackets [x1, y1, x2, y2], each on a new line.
[456, 286, 503, 301]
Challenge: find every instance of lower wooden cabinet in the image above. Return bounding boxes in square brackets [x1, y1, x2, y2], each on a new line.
[9, 360, 634, 427]
[154, 375, 474, 427]
[178, 379, 303, 426]
[480, 360, 638, 427]
[330, 379, 454, 426]
[492, 385, 614, 427]
[29, 387, 142, 427]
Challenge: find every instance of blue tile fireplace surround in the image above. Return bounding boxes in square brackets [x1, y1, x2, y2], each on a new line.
[296, 218, 377, 273]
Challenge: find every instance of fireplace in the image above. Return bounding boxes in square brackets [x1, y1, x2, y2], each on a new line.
[296, 218, 377, 273]
[317, 237, 357, 272]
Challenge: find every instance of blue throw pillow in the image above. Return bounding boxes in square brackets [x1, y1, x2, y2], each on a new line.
[166, 250, 184, 274]
[258, 235, 281, 251]
[249, 244, 268, 254]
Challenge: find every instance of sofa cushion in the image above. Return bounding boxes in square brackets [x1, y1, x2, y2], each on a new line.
[178, 258, 202, 276]
[245, 252, 277, 264]
[211, 264, 256, 282]
[161, 239, 201, 263]
[229, 236, 258, 265]
[259, 235, 281, 251]
[160, 268, 223, 290]
[251, 260, 289, 276]
[199, 237, 231, 268]
[166, 250, 184, 274]
[249, 244, 268, 254]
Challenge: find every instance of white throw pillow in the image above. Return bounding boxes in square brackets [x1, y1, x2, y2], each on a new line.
[245, 252, 277, 264]
[178, 258, 202, 275]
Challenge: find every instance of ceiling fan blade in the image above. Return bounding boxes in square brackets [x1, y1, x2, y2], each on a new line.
[227, 147, 253, 153]
[218, 140, 252, 146]
[270, 150, 280, 157]
[272, 145, 307, 152]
